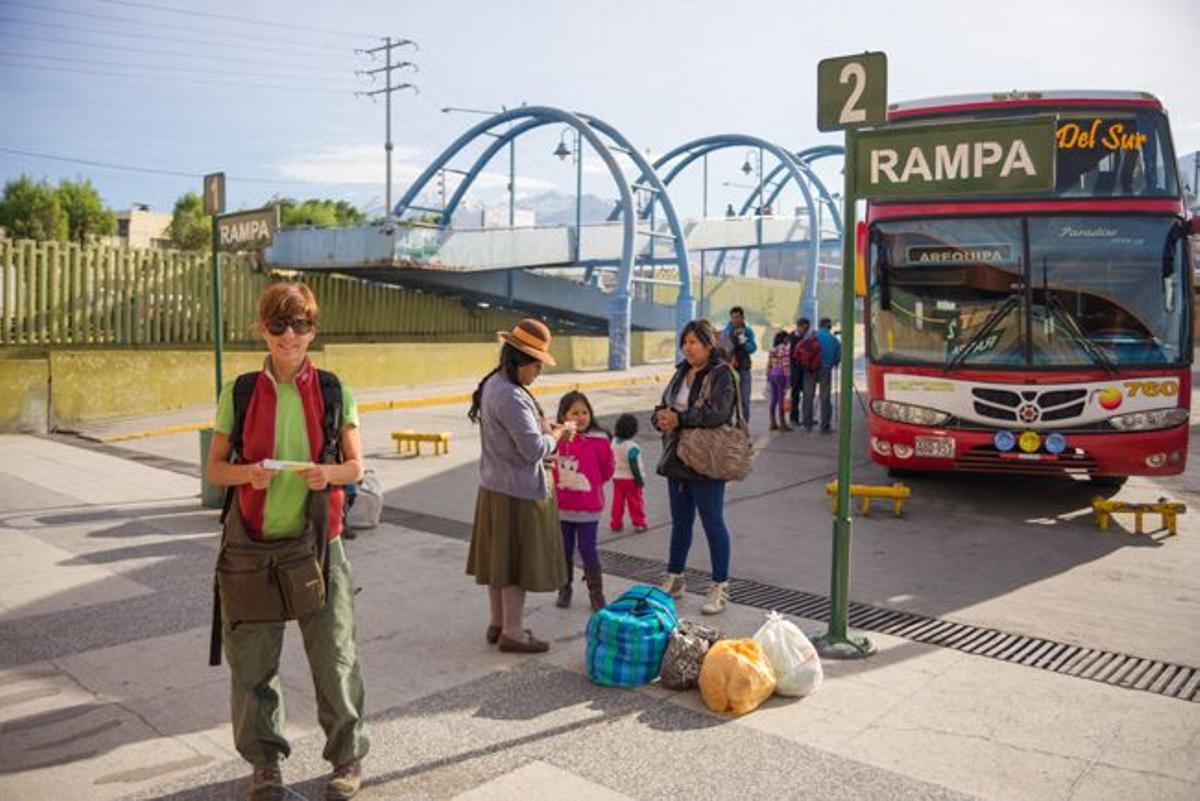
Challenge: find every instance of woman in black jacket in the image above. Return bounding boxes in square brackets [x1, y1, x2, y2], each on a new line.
[651, 319, 737, 615]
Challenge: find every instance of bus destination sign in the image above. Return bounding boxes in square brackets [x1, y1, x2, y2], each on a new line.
[854, 116, 1057, 200]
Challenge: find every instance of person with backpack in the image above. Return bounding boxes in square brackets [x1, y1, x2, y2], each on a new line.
[787, 318, 811, 427]
[205, 282, 368, 801]
[791, 317, 823, 431]
[815, 318, 842, 433]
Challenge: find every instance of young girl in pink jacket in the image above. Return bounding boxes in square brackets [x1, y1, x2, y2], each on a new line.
[553, 391, 615, 611]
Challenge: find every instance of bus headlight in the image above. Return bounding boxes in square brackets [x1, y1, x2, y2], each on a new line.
[1108, 408, 1189, 431]
[870, 400, 951, 426]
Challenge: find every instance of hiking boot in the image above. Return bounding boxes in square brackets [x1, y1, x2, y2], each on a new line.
[660, 572, 686, 600]
[701, 581, 729, 615]
[555, 583, 572, 608]
[769, 419, 778, 431]
[247, 763, 283, 801]
[326, 760, 363, 800]
[779, 419, 792, 431]
[584, 568, 607, 611]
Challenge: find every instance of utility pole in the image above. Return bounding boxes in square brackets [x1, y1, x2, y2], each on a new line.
[355, 36, 418, 223]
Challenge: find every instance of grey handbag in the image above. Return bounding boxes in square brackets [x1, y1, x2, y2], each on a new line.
[676, 367, 754, 482]
[660, 619, 722, 690]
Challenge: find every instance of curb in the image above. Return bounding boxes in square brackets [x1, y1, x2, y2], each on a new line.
[98, 370, 675, 443]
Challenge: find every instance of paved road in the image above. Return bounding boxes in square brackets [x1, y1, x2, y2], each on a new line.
[2, 367, 1198, 800]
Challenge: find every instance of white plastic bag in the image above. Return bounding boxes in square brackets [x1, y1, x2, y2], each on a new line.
[752, 610, 823, 696]
[346, 468, 383, 530]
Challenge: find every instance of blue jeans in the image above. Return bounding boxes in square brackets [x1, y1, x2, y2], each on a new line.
[667, 478, 732, 582]
[737, 366, 752, 421]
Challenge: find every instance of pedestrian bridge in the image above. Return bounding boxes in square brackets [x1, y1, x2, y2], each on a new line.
[265, 105, 844, 369]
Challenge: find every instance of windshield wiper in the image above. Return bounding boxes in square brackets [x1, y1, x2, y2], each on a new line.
[1043, 293, 1120, 375]
[948, 294, 1020, 369]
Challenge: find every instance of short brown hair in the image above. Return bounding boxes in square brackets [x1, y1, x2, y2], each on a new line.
[258, 282, 319, 328]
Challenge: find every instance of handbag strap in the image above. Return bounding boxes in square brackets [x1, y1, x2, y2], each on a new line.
[693, 363, 742, 428]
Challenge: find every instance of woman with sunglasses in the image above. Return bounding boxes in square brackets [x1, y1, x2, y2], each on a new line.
[206, 282, 368, 801]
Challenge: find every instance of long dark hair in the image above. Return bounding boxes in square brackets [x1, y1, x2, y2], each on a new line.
[556, 390, 609, 438]
[468, 343, 544, 423]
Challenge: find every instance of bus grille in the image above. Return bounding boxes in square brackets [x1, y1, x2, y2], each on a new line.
[955, 446, 1099, 474]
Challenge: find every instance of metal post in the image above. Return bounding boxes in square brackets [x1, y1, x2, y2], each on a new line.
[383, 37, 393, 221]
[210, 219, 223, 399]
[814, 128, 875, 659]
[756, 148, 764, 275]
[574, 131, 582, 264]
[508, 140, 516, 226]
[700, 152, 708, 320]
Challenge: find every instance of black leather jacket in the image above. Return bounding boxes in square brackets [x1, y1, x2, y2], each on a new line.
[654, 357, 737, 482]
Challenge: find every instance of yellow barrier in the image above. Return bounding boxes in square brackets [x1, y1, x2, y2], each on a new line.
[826, 481, 911, 517]
[1091, 497, 1185, 535]
[392, 429, 452, 456]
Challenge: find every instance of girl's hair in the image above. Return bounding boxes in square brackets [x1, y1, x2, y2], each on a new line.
[556, 390, 609, 437]
[468, 343, 544, 424]
[256, 281, 319, 332]
[773, 329, 789, 347]
[614, 413, 638, 440]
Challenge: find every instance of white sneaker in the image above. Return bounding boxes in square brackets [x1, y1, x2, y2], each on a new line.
[660, 572, 686, 600]
[701, 581, 729, 615]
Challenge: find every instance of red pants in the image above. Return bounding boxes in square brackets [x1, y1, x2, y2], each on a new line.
[610, 479, 647, 528]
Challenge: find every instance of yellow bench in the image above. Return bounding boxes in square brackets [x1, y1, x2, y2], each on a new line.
[1091, 497, 1185, 535]
[391, 430, 452, 456]
[826, 481, 911, 517]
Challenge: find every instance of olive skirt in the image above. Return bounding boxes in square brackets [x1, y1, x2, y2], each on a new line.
[466, 487, 567, 592]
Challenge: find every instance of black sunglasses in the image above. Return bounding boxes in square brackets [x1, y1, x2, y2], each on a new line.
[266, 317, 314, 336]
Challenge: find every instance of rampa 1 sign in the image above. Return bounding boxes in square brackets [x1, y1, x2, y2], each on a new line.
[853, 116, 1056, 200]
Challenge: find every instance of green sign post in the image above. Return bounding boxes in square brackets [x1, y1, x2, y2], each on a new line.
[812, 52, 887, 660]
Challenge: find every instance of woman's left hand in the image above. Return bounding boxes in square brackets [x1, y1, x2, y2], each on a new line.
[657, 409, 679, 431]
[299, 465, 331, 490]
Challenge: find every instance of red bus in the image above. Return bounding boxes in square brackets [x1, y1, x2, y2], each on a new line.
[865, 91, 1195, 482]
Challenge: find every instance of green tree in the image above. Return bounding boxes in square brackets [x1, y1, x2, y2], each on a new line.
[168, 192, 211, 251]
[58, 178, 116, 244]
[279, 197, 365, 228]
[0, 176, 68, 241]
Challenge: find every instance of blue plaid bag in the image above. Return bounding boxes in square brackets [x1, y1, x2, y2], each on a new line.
[586, 584, 678, 687]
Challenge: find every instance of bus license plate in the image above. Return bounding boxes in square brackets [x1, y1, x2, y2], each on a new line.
[915, 436, 955, 458]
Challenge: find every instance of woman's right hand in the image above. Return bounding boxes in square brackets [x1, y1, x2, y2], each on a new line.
[248, 462, 273, 490]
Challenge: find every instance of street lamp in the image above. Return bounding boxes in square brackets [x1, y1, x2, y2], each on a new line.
[441, 105, 518, 227]
[553, 127, 584, 264]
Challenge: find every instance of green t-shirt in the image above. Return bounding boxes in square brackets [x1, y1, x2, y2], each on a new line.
[216, 378, 358, 539]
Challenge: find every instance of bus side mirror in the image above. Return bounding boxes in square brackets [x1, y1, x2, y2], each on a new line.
[855, 221, 869, 298]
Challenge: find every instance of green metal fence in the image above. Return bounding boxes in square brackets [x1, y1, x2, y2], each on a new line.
[0, 238, 522, 347]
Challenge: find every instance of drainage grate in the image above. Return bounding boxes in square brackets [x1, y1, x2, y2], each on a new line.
[597, 549, 1200, 704]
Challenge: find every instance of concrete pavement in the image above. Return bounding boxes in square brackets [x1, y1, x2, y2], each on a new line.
[2, 365, 1199, 800]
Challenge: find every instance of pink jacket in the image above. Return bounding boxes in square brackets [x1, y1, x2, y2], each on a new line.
[553, 431, 615, 520]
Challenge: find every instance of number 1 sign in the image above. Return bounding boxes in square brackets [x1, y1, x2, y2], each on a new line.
[817, 52, 887, 132]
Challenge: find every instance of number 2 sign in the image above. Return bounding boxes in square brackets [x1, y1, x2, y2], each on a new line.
[817, 52, 887, 132]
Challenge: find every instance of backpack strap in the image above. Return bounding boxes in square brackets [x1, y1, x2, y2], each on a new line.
[219, 372, 260, 525]
[316, 369, 342, 465]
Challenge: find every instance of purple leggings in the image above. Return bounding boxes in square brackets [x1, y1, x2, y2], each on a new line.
[561, 520, 600, 574]
[768, 371, 789, 417]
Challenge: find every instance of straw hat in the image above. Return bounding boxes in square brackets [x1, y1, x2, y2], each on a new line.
[500, 318, 556, 366]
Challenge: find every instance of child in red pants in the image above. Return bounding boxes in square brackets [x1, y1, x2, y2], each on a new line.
[610, 413, 647, 533]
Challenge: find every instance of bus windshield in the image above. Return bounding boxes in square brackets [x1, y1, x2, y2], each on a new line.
[869, 215, 1188, 369]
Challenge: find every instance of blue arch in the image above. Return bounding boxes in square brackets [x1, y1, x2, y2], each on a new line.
[628, 135, 823, 321]
[392, 105, 693, 369]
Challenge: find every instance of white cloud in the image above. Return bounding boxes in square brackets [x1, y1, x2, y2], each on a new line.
[275, 143, 423, 186]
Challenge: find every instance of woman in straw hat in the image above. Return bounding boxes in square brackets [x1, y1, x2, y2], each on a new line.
[466, 319, 573, 653]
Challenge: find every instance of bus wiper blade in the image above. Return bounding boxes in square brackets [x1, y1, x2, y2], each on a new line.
[1044, 294, 1119, 375]
[948, 295, 1020, 369]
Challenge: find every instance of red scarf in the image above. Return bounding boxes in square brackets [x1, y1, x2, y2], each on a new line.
[236, 358, 344, 541]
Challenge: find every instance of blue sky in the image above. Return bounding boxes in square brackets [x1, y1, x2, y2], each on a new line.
[1, 0, 1197, 220]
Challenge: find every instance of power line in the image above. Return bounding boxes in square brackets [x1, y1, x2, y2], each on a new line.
[0, 51, 354, 88]
[0, 0, 361, 52]
[356, 37, 420, 218]
[0, 27, 356, 64]
[0, 17, 355, 59]
[0, 59, 352, 96]
[79, 0, 369, 39]
[0, 144, 331, 186]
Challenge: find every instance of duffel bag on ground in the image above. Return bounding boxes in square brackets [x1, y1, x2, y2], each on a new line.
[660, 618, 722, 690]
[586, 584, 678, 687]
